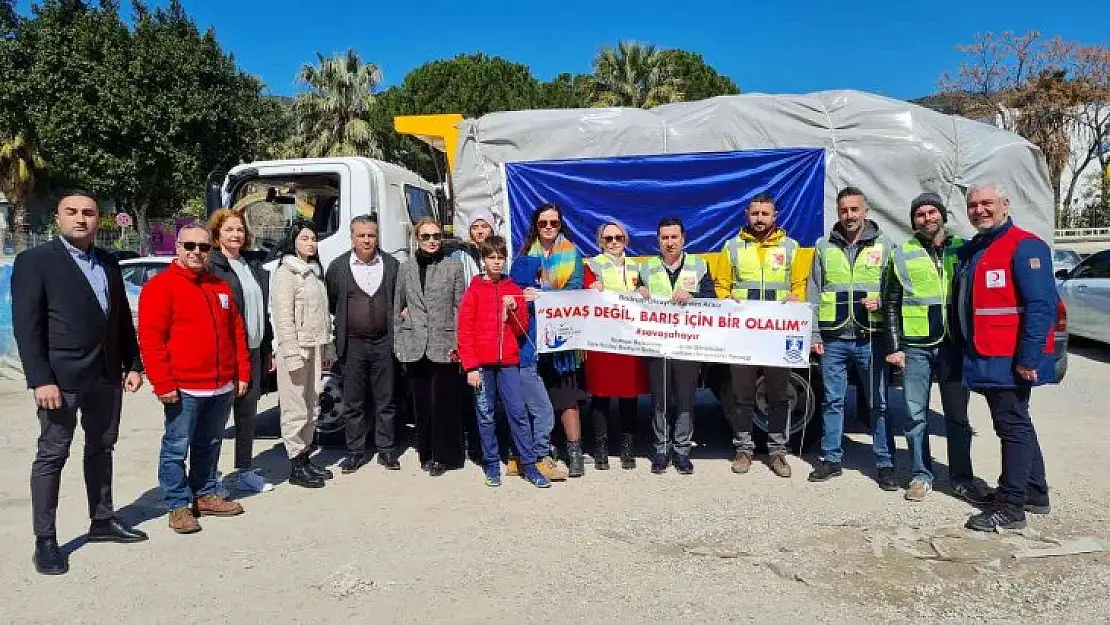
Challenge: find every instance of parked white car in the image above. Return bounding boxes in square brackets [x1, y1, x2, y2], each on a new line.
[1052, 248, 1082, 274]
[119, 256, 173, 326]
[1057, 250, 1110, 344]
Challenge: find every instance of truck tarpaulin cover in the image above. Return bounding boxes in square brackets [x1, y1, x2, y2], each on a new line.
[504, 149, 825, 256]
[451, 90, 1055, 247]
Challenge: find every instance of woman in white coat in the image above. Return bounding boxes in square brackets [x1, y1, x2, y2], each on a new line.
[270, 219, 335, 489]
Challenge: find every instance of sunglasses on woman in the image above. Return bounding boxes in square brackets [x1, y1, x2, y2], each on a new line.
[181, 242, 212, 252]
[418, 232, 443, 241]
[538, 219, 561, 229]
[602, 235, 626, 243]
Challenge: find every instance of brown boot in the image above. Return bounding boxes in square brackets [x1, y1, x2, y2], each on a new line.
[768, 454, 792, 478]
[537, 457, 568, 481]
[194, 495, 244, 517]
[168, 508, 201, 534]
[505, 457, 521, 476]
[731, 452, 753, 474]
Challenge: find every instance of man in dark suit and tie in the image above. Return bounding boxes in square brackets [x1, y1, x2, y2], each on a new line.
[12, 190, 147, 575]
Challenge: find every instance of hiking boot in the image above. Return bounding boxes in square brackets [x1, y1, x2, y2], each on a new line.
[966, 508, 1027, 532]
[905, 479, 932, 502]
[537, 457, 568, 481]
[731, 452, 753, 474]
[566, 442, 586, 478]
[194, 495, 244, 517]
[505, 457, 521, 476]
[808, 460, 842, 482]
[483, 464, 501, 487]
[951, 478, 994, 506]
[768, 454, 792, 478]
[619, 434, 636, 470]
[594, 437, 610, 471]
[877, 467, 900, 492]
[522, 464, 552, 488]
[237, 469, 274, 494]
[169, 508, 201, 534]
[650, 453, 669, 475]
[673, 455, 694, 475]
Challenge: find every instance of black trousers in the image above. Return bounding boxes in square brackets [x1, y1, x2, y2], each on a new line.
[728, 365, 791, 455]
[591, 396, 637, 439]
[341, 336, 396, 455]
[409, 358, 465, 467]
[232, 347, 263, 469]
[31, 384, 122, 537]
[982, 387, 1049, 514]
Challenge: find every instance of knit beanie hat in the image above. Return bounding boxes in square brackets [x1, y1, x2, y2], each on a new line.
[462, 207, 498, 239]
[909, 192, 947, 224]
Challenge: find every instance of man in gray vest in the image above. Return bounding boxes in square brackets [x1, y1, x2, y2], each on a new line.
[325, 215, 401, 473]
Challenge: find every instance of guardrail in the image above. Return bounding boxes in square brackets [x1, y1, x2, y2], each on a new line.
[1055, 228, 1110, 242]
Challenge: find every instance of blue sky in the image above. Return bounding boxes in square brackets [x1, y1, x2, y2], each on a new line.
[16, 0, 1108, 100]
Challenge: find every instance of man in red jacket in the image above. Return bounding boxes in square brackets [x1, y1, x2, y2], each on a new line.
[138, 223, 250, 534]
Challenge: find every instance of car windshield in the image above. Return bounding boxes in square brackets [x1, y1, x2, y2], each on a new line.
[1053, 250, 1081, 264]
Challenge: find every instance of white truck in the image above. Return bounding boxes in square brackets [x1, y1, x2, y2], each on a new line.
[205, 156, 441, 267]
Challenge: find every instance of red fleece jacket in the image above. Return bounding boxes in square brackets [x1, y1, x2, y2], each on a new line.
[138, 261, 250, 396]
[457, 274, 529, 372]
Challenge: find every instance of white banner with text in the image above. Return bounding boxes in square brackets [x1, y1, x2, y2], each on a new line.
[533, 290, 813, 368]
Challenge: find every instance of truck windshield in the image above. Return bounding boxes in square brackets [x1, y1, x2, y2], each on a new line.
[229, 175, 340, 251]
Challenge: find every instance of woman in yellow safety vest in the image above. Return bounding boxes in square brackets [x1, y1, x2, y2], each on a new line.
[585, 221, 650, 470]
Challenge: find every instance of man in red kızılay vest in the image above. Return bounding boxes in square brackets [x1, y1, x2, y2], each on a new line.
[953, 182, 1058, 532]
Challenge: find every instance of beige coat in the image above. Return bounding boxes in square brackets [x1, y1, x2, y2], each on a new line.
[270, 255, 334, 370]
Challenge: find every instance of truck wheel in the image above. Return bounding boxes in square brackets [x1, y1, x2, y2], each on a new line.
[314, 372, 347, 448]
[753, 369, 820, 452]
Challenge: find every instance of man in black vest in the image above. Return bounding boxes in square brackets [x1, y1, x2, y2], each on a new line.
[12, 190, 147, 575]
[325, 215, 401, 472]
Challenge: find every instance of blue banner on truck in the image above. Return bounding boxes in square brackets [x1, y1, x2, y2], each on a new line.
[504, 148, 826, 257]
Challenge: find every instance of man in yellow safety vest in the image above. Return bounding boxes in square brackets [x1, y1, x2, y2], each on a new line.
[882, 193, 991, 505]
[807, 187, 897, 490]
[637, 217, 716, 476]
[714, 193, 808, 478]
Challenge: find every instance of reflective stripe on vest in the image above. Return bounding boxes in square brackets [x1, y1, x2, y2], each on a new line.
[588, 254, 639, 292]
[891, 236, 965, 347]
[816, 236, 889, 332]
[724, 236, 798, 301]
[641, 254, 708, 298]
[970, 225, 1055, 357]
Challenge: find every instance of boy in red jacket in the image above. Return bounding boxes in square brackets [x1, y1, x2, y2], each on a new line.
[457, 236, 550, 488]
[138, 224, 251, 534]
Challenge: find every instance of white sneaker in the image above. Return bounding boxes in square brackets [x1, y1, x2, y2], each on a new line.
[237, 469, 274, 493]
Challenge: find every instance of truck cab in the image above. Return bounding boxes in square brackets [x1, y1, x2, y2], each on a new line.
[206, 157, 439, 268]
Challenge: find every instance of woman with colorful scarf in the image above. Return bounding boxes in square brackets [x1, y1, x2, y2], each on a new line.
[518, 203, 588, 477]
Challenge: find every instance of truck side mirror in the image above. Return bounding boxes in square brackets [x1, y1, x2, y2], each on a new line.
[1054, 269, 1070, 280]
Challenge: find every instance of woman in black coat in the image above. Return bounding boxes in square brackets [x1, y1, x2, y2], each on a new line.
[207, 209, 275, 493]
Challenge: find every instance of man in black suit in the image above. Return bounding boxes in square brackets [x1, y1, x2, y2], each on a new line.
[12, 190, 147, 576]
[324, 215, 401, 473]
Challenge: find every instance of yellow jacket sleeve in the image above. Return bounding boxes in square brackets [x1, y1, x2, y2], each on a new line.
[709, 249, 733, 299]
[790, 247, 814, 301]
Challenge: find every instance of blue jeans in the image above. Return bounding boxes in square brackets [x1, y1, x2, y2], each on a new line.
[519, 363, 555, 458]
[819, 336, 894, 467]
[476, 366, 537, 467]
[158, 392, 235, 510]
[903, 345, 973, 484]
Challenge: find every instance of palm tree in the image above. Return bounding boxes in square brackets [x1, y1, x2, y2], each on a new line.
[291, 49, 383, 158]
[0, 131, 47, 252]
[589, 41, 683, 108]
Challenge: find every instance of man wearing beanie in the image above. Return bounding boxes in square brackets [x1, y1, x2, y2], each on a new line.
[883, 192, 991, 504]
